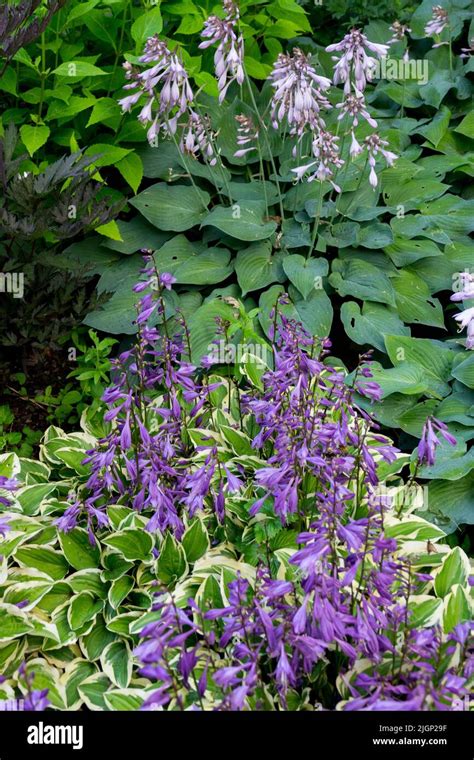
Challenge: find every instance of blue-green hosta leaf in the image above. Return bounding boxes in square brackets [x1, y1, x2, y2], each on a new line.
[329, 258, 396, 306]
[382, 179, 449, 208]
[357, 223, 393, 249]
[452, 352, 474, 389]
[392, 270, 445, 328]
[201, 202, 277, 241]
[385, 335, 455, 398]
[418, 448, 474, 481]
[341, 301, 410, 353]
[188, 299, 235, 363]
[385, 238, 442, 267]
[235, 241, 285, 295]
[427, 473, 474, 531]
[291, 287, 333, 337]
[369, 363, 429, 398]
[130, 184, 210, 232]
[419, 196, 474, 239]
[437, 391, 474, 426]
[282, 255, 329, 300]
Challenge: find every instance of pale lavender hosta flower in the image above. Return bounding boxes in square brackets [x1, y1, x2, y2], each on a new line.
[418, 416, 457, 467]
[326, 29, 389, 95]
[119, 37, 194, 142]
[460, 38, 474, 59]
[180, 112, 217, 166]
[451, 273, 474, 349]
[269, 48, 332, 139]
[388, 20, 412, 44]
[0, 475, 18, 507]
[424, 5, 449, 39]
[199, 0, 244, 103]
[234, 114, 258, 158]
[349, 133, 397, 187]
[336, 90, 378, 129]
[291, 130, 344, 192]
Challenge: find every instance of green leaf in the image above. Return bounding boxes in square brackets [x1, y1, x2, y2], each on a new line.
[16, 483, 57, 515]
[392, 270, 445, 328]
[452, 353, 474, 389]
[357, 222, 393, 248]
[131, 6, 163, 45]
[202, 202, 277, 241]
[81, 617, 117, 661]
[130, 184, 209, 232]
[19, 125, 50, 157]
[443, 585, 472, 633]
[341, 302, 410, 353]
[235, 242, 285, 295]
[100, 641, 132, 689]
[408, 596, 443, 628]
[86, 98, 121, 128]
[116, 153, 143, 194]
[68, 592, 103, 630]
[53, 61, 108, 78]
[59, 529, 101, 570]
[282, 255, 328, 300]
[455, 111, 474, 139]
[0, 604, 34, 639]
[188, 300, 235, 363]
[369, 363, 429, 398]
[384, 336, 454, 398]
[182, 519, 210, 563]
[329, 259, 396, 306]
[102, 529, 153, 562]
[108, 575, 134, 610]
[85, 144, 131, 168]
[434, 547, 470, 598]
[156, 534, 187, 586]
[15, 546, 68, 580]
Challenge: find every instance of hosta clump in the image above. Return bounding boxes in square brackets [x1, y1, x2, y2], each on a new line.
[51, 274, 472, 711]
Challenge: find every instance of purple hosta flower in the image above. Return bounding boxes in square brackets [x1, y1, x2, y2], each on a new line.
[119, 37, 194, 142]
[326, 29, 389, 95]
[388, 20, 412, 44]
[269, 48, 332, 139]
[0, 475, 18, 507]
[336, 91, 378, 129]
[461, 38, 474, 59]
[199, 0, 244, 102]
[0, 516, 9, 539]
[159, 272, 177, 291]
[418, 416, 457, 467]
[292, 130, 344, 192]
[234, 114, 258, 158]
[180, 112, 217, 166]
[136, 593, 203, 710]
[24, 689, 50, 711]
[424, 6, 449, 39]
[352, 133, 397, 187]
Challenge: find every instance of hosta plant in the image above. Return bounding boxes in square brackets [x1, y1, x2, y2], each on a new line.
[0, 275, 472, 711]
